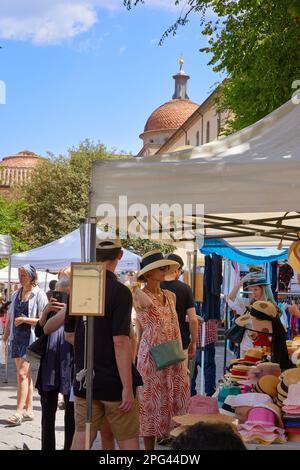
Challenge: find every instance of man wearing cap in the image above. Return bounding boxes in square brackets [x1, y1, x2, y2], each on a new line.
[64, 239, 142, 450]
[161, 253, 198, 364]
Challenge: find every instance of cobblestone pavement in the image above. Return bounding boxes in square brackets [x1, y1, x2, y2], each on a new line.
[0, 344, 232, 451]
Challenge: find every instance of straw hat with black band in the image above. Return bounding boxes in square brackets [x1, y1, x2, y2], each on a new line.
[137, 250, 179, 281]
[249, 301, 294, 371]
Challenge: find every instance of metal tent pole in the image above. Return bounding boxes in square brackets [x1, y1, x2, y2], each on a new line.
[85, 219, 96, 450]
[199, 321, 206, 396]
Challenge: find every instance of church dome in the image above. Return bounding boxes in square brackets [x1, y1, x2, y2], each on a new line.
[144, 99, 199, 133]
[0, 150, 44, 168]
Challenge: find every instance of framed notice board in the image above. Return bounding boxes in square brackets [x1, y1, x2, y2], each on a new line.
[70, 262, 106, 316]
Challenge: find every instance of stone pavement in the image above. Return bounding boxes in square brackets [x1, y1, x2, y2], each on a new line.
[0, 344, 233, 451]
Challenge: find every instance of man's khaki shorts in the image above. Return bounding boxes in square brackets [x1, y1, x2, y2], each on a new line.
[74, 395, 140, 442]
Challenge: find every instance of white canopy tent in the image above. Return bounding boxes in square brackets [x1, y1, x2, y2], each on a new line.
[89, 98, 300, 246]
[11, 228, 140, 273]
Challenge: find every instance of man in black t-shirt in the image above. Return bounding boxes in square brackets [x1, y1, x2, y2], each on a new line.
[64, 239, 142, 450]
[161, 253, 198, 361]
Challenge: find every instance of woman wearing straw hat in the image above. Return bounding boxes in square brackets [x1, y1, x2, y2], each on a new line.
[133, 251, 190, 451]
[3, 265, 48, 426]
[228, 273, 278, 357]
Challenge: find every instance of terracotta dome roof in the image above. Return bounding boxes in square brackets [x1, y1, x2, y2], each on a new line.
[0, 150, 45, 168]
[144, 99, 199, 133]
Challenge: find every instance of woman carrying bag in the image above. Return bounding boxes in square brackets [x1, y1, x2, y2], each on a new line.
[133, 251, 190, 451]
[3, 265, 48, 426]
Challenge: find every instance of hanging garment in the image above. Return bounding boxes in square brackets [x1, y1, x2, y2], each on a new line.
[203, 254, 223, 320]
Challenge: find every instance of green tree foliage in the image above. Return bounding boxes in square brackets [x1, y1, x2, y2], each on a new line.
[0, 196, 29, 266]
[124, 0, 300, 133]
[23, 140, 174, 256]
[23, 140, 129, 247]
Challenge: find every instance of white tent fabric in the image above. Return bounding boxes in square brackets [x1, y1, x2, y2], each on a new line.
[0, 266, 57, 290]
[11, 228, 140, 272]
[0, 235, 12, 257]
[90, 99, 300, 217]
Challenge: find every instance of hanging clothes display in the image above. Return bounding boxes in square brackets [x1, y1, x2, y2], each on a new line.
[203, 254, 223, 320]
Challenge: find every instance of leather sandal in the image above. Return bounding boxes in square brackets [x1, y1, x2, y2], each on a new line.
[6, 414, 23, 426]
[22, 411, 34, 422]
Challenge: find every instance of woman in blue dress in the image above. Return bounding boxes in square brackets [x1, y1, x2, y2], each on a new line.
[3, 265, 48, 426]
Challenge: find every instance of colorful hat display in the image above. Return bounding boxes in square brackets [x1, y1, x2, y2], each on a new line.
[237, 406, 287, 445]
[188, 395, 219, 415]
[228, 365, 255, 381]
[252, 375, 280, 398]
[232, 348, 263, 366]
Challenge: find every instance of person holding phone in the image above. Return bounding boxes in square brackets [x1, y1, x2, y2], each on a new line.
[35, 276, 75, 450]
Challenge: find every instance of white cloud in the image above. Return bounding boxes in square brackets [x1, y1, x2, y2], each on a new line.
[0, 0, 185, 45]
[0, 1, 98, 44]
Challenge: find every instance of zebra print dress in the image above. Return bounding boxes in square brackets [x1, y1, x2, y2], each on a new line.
[134, 288, 190, 437]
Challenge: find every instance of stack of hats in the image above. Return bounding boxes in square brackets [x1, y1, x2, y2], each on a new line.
[282, 381, 300, 441]
[227, 364, 255, 382]
[231, 348, 264, 366]
[252, 375, 280, 399]
[275, 368, 300, 408]
[232, 393, 271, 424]
[248, 362, 281, 381]
[237, 403, 286, 445]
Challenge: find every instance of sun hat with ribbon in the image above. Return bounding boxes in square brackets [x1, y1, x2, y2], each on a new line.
[136, 250, 179, 281]
[252, 375, 280, 398]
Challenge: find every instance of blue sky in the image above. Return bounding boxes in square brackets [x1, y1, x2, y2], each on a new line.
[0, 0, 225, 158]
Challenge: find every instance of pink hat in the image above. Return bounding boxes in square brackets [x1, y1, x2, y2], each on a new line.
[188, 395, 219, 415]
[246, 407, 276, 427]
[282, 382, 300, 407]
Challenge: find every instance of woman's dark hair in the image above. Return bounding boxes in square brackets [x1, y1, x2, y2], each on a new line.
[171, 422, 247, 451]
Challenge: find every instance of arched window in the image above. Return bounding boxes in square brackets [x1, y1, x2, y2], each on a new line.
[206, 121, 210, 143]
[196, 130, 200, 146]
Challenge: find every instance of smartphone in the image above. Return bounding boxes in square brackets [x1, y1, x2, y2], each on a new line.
[52, 291, 69, 304]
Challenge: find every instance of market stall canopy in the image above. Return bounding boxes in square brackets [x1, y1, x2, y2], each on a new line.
[0, 235, 12, 257]
[11, 228, 140, 272]
[89, 99, 300, 245]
